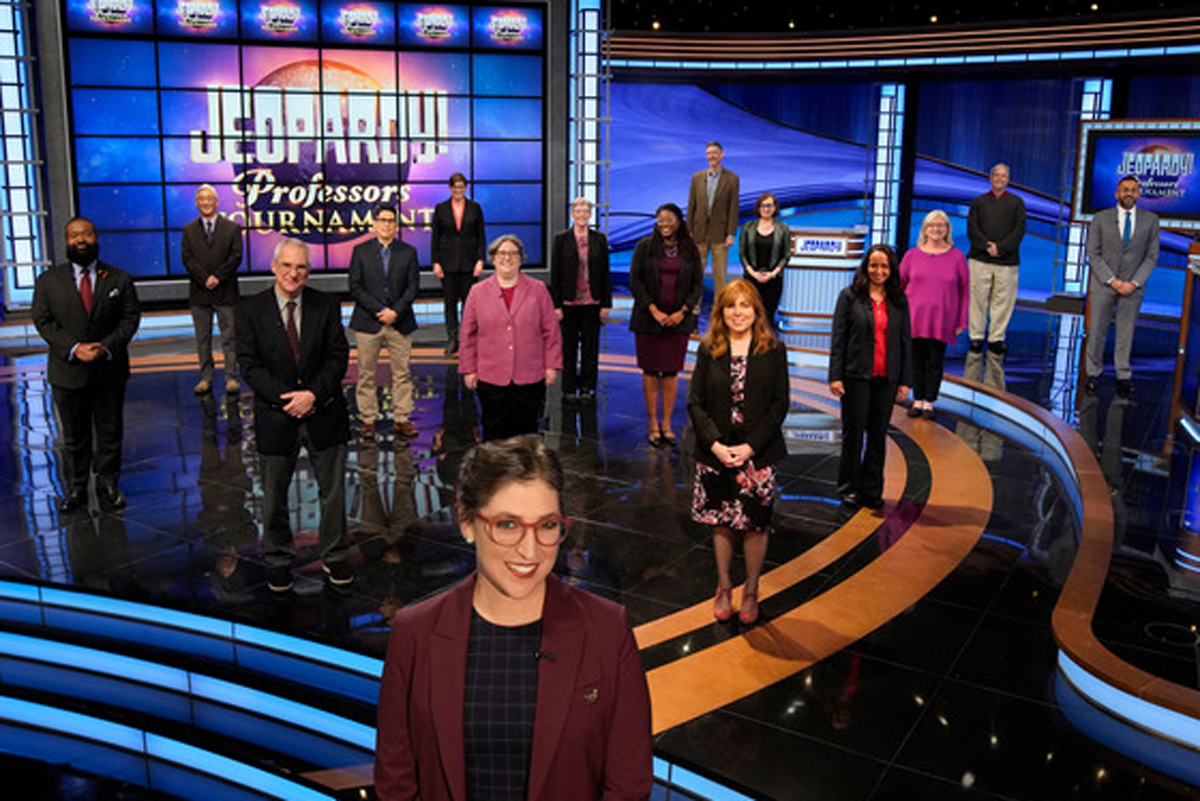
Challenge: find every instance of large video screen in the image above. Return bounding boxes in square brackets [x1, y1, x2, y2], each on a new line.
[1074, 120, 1200, 231]
[65, 1, 546, 276]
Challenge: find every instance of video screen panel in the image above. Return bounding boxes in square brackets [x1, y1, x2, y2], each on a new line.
[65, 1, 546, 278]
[1074, 120, 1200, 231]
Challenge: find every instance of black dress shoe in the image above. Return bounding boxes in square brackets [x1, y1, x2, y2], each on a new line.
[58, 490, 87, 513]
[96, 485, 126, 511]
[1116, 379, 1134, 398]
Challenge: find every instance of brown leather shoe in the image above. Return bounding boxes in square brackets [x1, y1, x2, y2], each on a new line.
[225, 378, 240, 393]
[361, 422, 375, 440]
[396, 420, 418, 439]
[193, 379, 212, 395]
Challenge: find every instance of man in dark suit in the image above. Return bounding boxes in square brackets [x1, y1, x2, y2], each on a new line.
[431, 172, 486, 355]
[687, 141, 740, 293]
[236, 238, 351, 591]
[1085, 175, 1161, 398]
[33, 216, 141, 513]
[349, 205, 420, 440]
[182, 184, 242, 395]
[549, 197, 612, 403]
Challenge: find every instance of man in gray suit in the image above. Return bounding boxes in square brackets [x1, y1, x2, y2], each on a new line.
[348, 205, 420, 440]
[1085, 175, 1160, 398]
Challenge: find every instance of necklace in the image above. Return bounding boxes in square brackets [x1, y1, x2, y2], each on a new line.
[664, 244, 679, 258]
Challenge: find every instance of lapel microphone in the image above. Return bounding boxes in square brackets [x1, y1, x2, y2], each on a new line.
[534, 650, 556, 662]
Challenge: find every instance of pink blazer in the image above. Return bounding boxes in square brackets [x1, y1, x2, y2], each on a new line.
[374, 575, 653, 801]
[458, 273, 562, 385]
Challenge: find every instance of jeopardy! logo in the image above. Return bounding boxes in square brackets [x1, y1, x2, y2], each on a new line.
[176, 0, 219, 29]
[1119, 144, 1196, 200]
[339, 6, 380, 37]
[488, 10, 528, 43]
[416, 9, 455, 39]
[259, 1, 301, 33]
[87, 0, 135, 25]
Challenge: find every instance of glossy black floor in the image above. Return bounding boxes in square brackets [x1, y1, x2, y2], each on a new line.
[0, 306, 1196, 801]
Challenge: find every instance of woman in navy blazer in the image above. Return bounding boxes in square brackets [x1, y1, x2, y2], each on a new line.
[828, 244, 912, 511]
[688, 280, 790, 624]
[374, 436, 653, 801]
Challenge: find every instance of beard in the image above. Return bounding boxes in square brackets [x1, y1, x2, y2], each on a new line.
[67, 241, 99, 266]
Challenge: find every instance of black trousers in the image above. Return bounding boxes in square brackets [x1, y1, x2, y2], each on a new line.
[441, 272, 475, 344]
[911, 338, 947, 402]
[560, 304, 602, 393]
[837, 377, 895, 502]
[54, 380, 127, 493]
[477, 380, 545, 441]
[748, 273, 783, 327]
[259, 427, 348, 569]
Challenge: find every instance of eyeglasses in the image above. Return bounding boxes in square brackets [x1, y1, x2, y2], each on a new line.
[473, 512, 571, 546]
[374, 217, 398, 226]
[494, 249, 521, 260]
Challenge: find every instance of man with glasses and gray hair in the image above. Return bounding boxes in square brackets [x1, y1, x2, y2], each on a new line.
[237, 238, 351, 592]
[182, 184, 242, 395]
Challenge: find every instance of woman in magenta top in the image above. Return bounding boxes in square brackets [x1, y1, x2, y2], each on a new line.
[899, 210, 969, 419]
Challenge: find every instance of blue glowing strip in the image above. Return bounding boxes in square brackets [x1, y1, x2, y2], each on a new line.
[1174, 555, 1200, 574]
[1176, 549, 1200, 567]
[188, 675, 375, 750]
[665, 762, 755, 801]
[1180, 416, 1200, 446]
[1058, 651, 1200, 750]
[0, 632, 190, 692]
[144, 734, 334, 801]
[232, 623, 383, 679]
[39, 586, 233, 638]
[0, 581, 384, 681]
[0, 696, 146, 751]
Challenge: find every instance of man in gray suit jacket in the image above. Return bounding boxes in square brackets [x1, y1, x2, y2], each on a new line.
[1085, 175, 1160, 397]
[181, 184, 242, 395]
[348, 205, 420, 440]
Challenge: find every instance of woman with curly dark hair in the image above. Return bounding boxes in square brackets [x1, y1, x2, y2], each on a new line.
[828, 244, 912, 511]
[628, 202, 704, 448]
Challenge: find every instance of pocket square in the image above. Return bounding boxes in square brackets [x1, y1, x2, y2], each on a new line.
[108, 287, 120, 298]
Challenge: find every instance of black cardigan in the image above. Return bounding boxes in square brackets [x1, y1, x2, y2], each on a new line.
[688, 339, 791, 469]
[627, 236, 703, 336]
[827, 286, 913, 385]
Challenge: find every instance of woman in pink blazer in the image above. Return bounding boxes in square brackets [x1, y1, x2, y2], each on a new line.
[458, 235, 563, 441]
[374, 436, 653, 801]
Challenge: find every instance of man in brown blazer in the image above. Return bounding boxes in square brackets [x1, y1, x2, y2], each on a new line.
[182, 184, 242, 395]
[686, 140, 740, 293]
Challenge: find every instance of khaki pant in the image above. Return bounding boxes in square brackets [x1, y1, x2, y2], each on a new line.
[967, 259, 1019, 343]
[698, 242, 730, 294]
[354, 327, 414, 425]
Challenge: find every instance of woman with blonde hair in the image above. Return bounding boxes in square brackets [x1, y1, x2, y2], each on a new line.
[899, 210, 968, 418]
[688, 279, 791, 624]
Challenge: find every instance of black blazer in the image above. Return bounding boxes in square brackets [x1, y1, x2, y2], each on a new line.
[32, 261, 141, 390]
[236, 286, 350, 456]
[828, 286, 913, 385]
[430, 199, 486, 274]
[549, 227, 612, 308]
[688, 339, 790, 469]
[180, 215, 242, 306]
[627, 237, 703, 336]
[348, 237, 420, 335]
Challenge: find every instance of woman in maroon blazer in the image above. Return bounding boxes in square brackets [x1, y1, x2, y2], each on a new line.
[374, 436, 653, 801]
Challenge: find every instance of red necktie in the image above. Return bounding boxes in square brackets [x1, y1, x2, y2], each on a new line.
[79, 269, 93, 314]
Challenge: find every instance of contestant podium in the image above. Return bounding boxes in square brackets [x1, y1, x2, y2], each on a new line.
[777, 227, 867, 348]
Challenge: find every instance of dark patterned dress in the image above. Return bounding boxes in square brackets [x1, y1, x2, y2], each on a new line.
[691, 355, 777, 531]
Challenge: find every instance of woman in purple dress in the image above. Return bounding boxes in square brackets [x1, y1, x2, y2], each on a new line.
[629, 203, 704, 448]
[899, 210, 969, 419]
